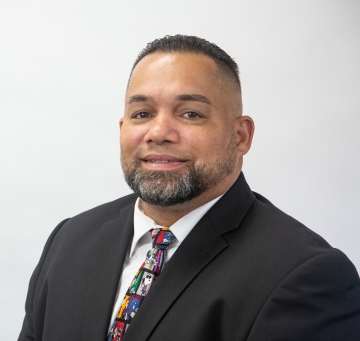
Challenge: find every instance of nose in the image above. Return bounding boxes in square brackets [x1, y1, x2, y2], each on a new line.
[144, 112, 179, 145]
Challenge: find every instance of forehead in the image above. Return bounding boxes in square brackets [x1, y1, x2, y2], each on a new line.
[127, 52, 221, 97]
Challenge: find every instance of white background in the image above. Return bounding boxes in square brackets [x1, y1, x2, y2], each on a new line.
[1, 1, 359, 339]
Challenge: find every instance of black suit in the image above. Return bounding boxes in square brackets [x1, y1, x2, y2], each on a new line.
[18, 173, 360, 341]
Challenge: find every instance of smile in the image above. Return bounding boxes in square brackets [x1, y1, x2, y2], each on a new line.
[144, 160, 182, 163]
[140, 154, 186, 170]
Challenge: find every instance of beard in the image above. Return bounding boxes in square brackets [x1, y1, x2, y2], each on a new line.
[121, 139, 237, 207]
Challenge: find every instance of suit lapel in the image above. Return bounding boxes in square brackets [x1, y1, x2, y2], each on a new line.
[123, 215, 227, 341]
[81, 202, 135, 341]
[123, 173, 255, 341]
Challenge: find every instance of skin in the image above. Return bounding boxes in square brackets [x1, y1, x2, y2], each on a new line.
[120, 52, 254, 226]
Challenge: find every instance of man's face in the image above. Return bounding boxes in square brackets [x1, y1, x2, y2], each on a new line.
[120, 52, 244, 206]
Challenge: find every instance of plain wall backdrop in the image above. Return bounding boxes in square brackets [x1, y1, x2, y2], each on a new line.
[1, 1, 359, 339]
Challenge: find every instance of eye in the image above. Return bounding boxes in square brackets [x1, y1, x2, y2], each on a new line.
[132, 111, 151, 119]
[183, 111, 200, 119]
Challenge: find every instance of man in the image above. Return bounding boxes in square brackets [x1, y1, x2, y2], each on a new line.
[18, 35, 360, 341]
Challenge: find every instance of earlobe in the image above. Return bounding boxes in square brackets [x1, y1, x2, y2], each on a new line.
[235, 115, 255, 155]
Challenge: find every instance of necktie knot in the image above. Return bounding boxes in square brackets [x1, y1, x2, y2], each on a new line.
[144, 228, 175, 276]
[151, 228, 176, 249]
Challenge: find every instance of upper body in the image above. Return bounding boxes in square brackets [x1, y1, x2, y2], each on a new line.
[18, 173, 360, 341]
[18, 35, 360, 341]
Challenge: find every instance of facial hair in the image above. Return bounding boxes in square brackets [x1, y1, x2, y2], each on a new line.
[121, 137, 237, 207]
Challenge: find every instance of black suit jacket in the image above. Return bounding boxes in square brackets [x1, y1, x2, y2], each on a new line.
[18, 173, 360, 341]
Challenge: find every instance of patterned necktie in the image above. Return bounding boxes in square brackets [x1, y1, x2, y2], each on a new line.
[107, 228, 176, 341]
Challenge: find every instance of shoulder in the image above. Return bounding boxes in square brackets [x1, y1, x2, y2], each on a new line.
[33, 193, 138, 276]
[245, 191, 334, 255]
[223, 190, 359, 291]
[70, 193, 137, 224]
[223, 190, 360, 338]
[51, 193, 138, 241]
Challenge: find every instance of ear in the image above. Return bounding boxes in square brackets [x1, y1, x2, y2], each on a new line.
[119, 117, 124, 130]
[234, 115, 255, 155]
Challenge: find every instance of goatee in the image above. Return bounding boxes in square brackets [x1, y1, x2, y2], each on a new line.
[121, 141, 237, 207]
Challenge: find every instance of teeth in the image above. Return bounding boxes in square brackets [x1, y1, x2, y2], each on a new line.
[147, 160, 172, 163]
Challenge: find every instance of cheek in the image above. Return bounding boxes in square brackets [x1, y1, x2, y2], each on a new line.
[180, 126, 223, 156]
[203, 128, 233, 158]
[120, 126, 146, 151]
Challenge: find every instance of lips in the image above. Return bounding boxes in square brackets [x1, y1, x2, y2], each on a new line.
[140, 154, 186, 169]
[141, 154, 186, 163]
[144, 160, 176, 163]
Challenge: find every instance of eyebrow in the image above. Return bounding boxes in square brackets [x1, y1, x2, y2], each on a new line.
[176, 94, 211, 105]
[127, 94, 212, 105]
[127, 95, 154, 104]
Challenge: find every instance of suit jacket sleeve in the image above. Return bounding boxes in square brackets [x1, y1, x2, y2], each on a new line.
[17, 219, 69, 341]
[247, 251, 360, 341]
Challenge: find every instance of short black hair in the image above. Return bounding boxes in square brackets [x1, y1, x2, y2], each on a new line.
[131, 34, 241, 91]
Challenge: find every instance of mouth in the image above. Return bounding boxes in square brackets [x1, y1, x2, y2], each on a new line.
[140, 154, 187, 169]
[143, 159, 181, 163]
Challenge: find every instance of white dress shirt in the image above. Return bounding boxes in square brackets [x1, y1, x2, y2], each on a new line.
[108, 195, 223, 330]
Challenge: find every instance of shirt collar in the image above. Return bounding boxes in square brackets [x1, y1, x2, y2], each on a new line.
[130, 194, 223, 258]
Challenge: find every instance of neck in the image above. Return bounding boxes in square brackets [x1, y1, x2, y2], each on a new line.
[140, 172, 239, 226]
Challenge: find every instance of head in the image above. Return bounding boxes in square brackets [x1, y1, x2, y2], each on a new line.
[120, 35, 254, 208]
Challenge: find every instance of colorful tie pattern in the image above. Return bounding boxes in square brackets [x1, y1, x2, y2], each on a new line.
[107, 228, 176, 341]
